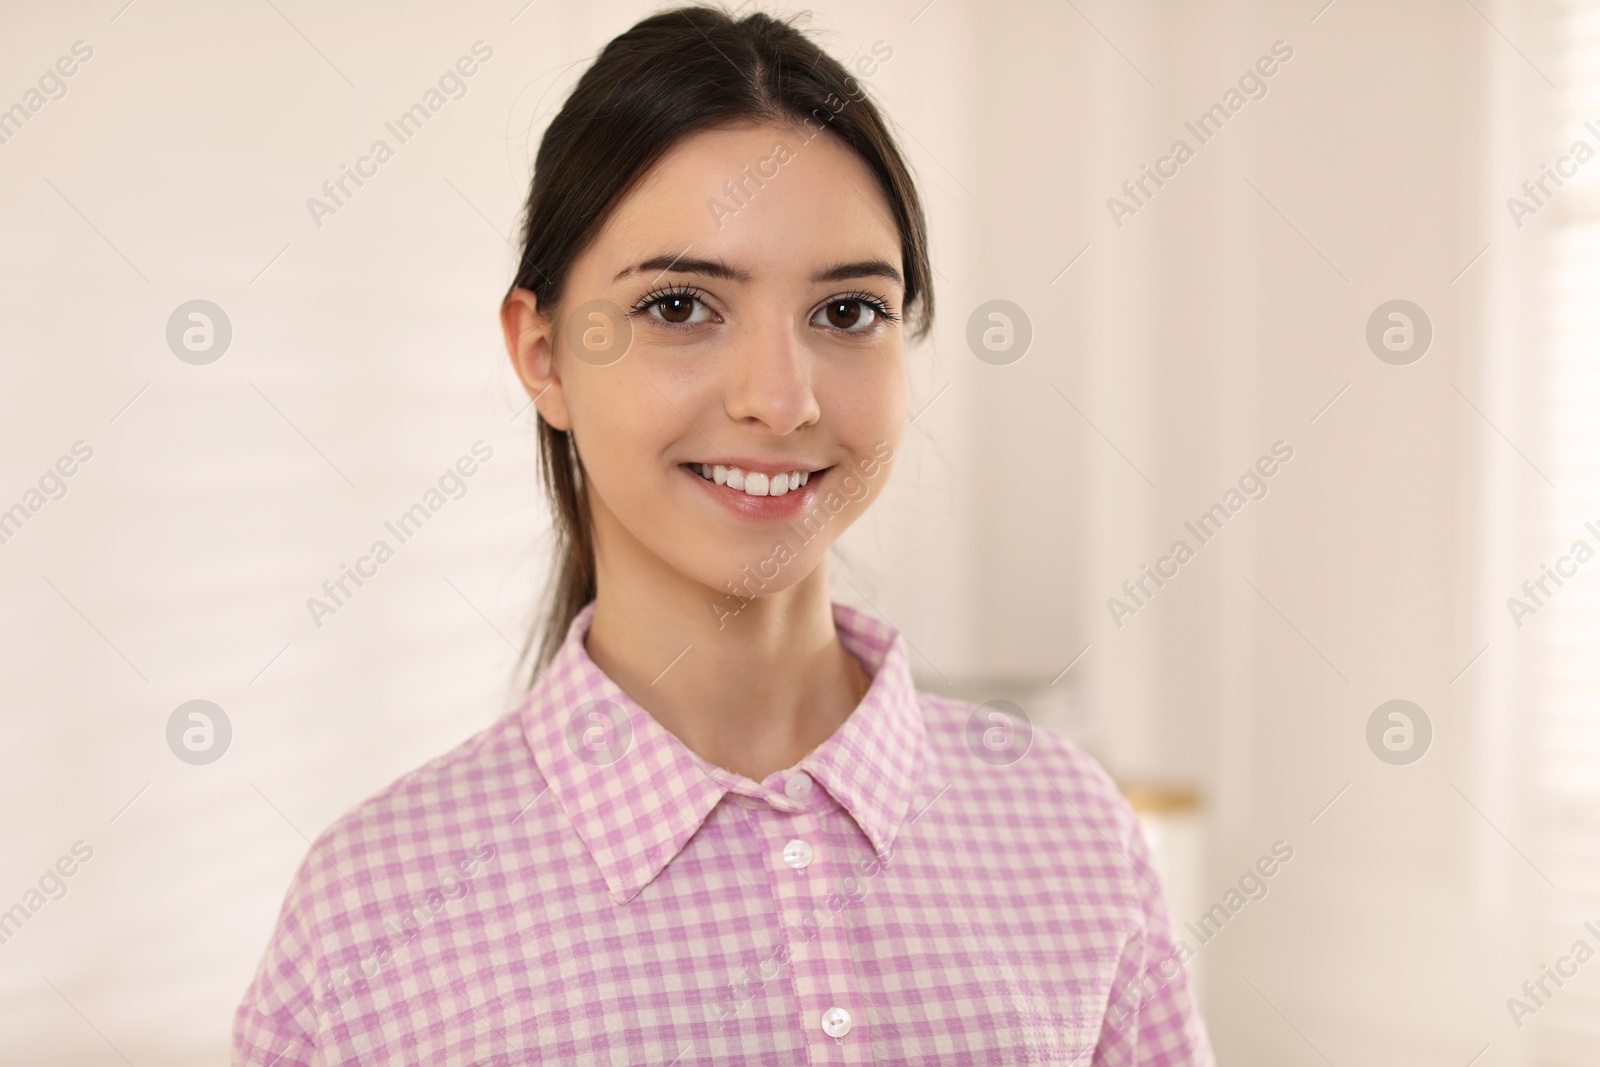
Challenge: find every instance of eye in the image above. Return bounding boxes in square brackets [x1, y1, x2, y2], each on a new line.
[631, 288, 714, 327]
[810, 293, 897, 333]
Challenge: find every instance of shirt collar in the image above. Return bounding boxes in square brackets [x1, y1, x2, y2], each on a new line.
[519, 600, 927, 905]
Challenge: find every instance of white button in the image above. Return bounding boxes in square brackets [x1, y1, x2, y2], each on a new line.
[782, 838, 814, 870]
[820, 1006, 853, 1037]
[784, 771, 814, 800]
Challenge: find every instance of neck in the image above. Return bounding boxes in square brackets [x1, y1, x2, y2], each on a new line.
[582, 516, 867, 783]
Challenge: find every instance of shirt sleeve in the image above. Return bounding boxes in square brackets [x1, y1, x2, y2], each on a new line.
[233, 858, 326, 1067]
[1092, 808, 1215, 1066]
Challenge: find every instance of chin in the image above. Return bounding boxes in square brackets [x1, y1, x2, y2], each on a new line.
[691, 540, 827, 608]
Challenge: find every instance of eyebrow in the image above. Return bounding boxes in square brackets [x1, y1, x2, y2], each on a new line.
[613, 255, 903, 287]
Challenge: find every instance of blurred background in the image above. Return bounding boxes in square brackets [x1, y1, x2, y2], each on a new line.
[0, 0, 1593, 1062]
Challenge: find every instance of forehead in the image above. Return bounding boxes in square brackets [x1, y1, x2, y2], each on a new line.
[584, 122, 902, 283]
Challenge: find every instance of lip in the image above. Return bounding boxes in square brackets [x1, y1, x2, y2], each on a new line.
[680, 462, 830, 521]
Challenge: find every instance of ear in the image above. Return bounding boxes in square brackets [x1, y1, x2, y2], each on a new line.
[501, 288, 572, 431]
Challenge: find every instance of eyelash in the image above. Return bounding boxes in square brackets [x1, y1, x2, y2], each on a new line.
[829, 290, 901, 325]
[627, 285, 710, 322]
[626, 286, 901, 329]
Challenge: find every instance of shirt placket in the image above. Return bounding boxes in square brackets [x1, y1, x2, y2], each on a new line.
[757, 771, 873, 1066]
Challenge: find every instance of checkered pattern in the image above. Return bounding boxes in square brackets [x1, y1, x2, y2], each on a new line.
[234, 601, 1213, 1065]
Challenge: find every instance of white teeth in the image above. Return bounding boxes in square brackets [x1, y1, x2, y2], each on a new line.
[691, 463, 817, 497]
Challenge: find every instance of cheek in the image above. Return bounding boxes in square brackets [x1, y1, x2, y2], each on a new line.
[819, 346, 906, 444]
[568, 355, 675, 440]
[565, 356, 732, 533]
[565, 369, 675, 496]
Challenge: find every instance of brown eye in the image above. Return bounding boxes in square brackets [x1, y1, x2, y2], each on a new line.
[641, 292, 711, 326]
[816, 299, 877, 331]
[656, 295, 696, 323]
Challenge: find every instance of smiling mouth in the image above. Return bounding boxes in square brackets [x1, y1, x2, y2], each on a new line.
[681, 462, 825, 498]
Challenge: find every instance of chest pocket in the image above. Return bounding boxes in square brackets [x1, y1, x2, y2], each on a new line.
[989, 985, 1106, 1063]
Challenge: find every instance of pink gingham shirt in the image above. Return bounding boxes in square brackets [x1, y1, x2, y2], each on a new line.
[235, 601, 1212, 1065]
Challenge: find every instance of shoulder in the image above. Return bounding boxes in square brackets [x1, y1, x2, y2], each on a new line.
[273, 706, 548, 945]
[236, 709, 548, 1051]
[914, 689, 1143, 855]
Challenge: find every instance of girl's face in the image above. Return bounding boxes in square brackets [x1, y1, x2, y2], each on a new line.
[505, 122, 907, 605]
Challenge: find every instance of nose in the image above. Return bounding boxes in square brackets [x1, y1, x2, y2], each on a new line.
[722, 317, 821, 435]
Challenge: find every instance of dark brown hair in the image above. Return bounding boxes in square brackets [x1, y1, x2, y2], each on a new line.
[504, 4, 933, 681]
